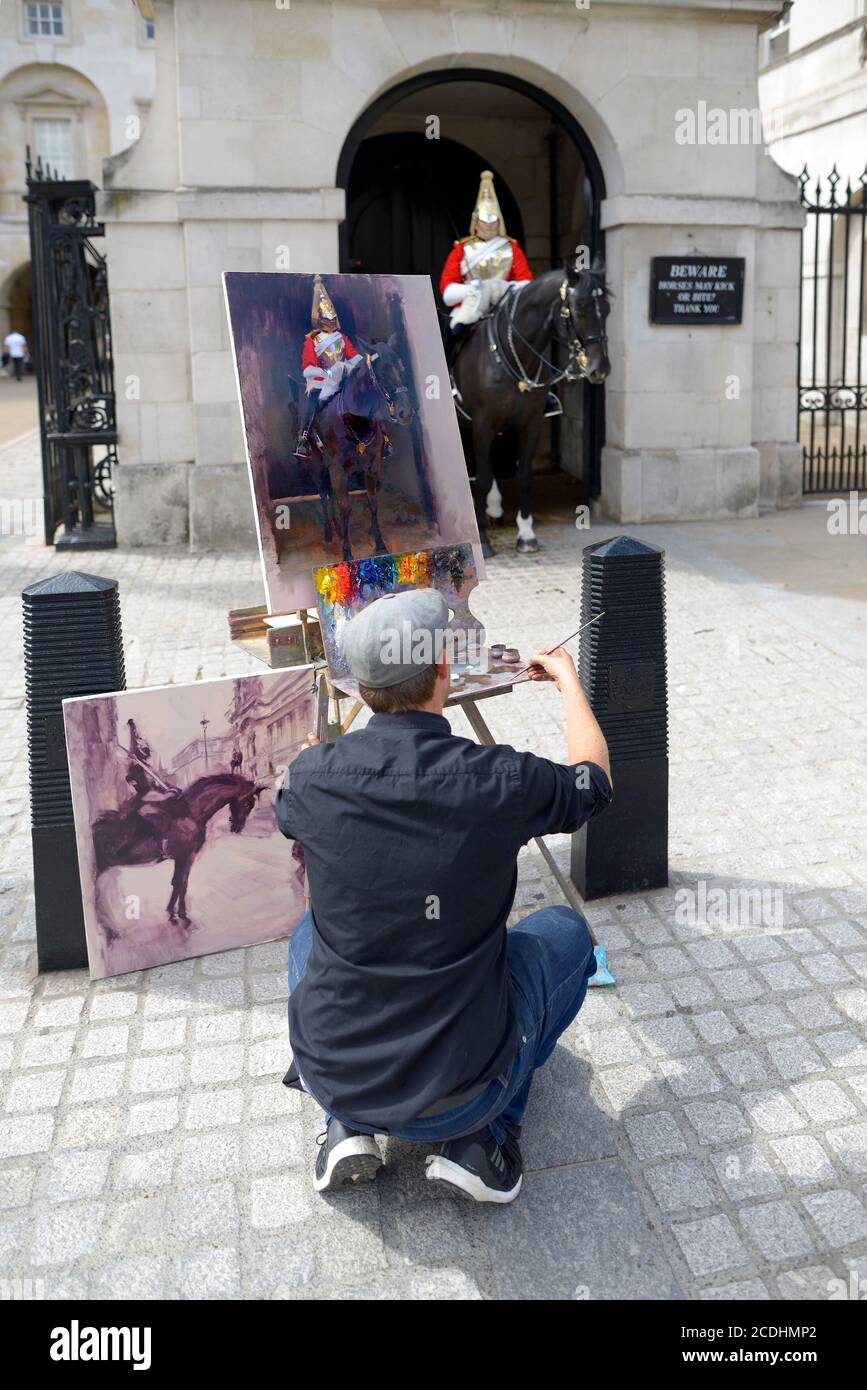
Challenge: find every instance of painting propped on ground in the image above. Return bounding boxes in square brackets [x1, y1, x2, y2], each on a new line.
[314, 546, 524, 704]
[63, 669, 316, 980]
[224, 271, 482, 614]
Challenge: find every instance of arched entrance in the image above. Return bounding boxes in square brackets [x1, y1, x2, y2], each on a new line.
[337, 69, 607, 498]
[1, 262, 34, 345]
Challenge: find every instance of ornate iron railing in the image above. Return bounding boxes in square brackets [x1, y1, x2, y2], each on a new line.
[24, 150, 117, 547]
[798, 165, 867, 494]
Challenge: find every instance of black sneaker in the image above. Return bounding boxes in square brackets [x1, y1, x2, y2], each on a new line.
[313, 1118, 383, 1193]
[424, 1125, 522, 1203]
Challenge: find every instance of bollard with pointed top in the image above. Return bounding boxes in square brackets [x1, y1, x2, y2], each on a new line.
[24, 571, 125, 971]
[571, 535, 668, 899]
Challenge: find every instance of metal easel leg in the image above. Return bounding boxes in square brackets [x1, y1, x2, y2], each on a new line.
[460, 698, 587, 919]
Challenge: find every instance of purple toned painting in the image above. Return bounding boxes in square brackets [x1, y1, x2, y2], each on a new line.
[223, 271, 483, 614]
[63, 669, 315, 980]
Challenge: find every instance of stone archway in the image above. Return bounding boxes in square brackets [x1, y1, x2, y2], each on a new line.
[337, 67, 608, 495]
[0, 262, 33, 344]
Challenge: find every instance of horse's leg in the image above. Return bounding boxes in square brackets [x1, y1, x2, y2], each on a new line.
[330, 449, 353, 561]
[366, 445, 387, 553]
[486, 478, 504, 522]
[471, 419, 495, 559]
[176, 854, 193, 926]
[317, 463, 334, 544]
[94, 873, 119, 947]
[515, 410, 545, 554]
[169, 854, 192, 926]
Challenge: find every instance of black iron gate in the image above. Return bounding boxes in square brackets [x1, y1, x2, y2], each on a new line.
[798, 165, 867, 494]
[24, 150, 117, 547]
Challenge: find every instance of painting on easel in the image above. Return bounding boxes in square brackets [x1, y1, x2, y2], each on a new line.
[223, 271, 483, 614]
[62, 669, 315, 980]
[313, 545, 524, 704]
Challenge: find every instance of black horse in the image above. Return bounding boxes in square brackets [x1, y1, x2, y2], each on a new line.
[310, 334, 414, 560]
[92, 773, 268, 942]
[452, 254, 611, 556]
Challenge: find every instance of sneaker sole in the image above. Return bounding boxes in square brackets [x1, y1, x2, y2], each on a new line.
[314, 1137, 383, 1193]
[424, 1154, 522, 1204]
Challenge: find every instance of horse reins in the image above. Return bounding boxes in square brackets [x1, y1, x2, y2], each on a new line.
[331, 351, 411, 453]
[486, 275, 608, 394]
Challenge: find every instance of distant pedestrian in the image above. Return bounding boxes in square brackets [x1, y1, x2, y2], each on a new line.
[3, 329, 28, 381]
[230, 745, 242, 774]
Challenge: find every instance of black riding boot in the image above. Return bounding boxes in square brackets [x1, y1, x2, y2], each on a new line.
[295, 393, 320, 458]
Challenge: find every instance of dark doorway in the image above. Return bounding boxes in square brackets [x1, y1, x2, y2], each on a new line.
[345, 133, 524, 286]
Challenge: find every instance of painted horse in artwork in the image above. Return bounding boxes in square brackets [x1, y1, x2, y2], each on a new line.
[92, 773, 268, 942]
[452, 254, 611, 556]
[310, 334, 415, 560]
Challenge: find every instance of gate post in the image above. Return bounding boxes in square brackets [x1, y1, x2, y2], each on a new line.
[24, 572, 125, 971]
[570, 535, 668, 899]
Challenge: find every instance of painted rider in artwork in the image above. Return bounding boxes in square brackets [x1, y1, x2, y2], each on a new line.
[439, 170, 533, 330]
[124, 717, 185, 858]
[295, 275, 364, 459]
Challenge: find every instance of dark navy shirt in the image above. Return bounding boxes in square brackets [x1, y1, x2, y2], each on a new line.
[276, 710, 612, 1129]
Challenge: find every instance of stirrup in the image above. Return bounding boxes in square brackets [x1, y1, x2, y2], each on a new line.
[544, 392, 563, 419]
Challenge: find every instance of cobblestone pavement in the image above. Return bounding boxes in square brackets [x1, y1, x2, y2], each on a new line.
[2, 437, 867, 1300]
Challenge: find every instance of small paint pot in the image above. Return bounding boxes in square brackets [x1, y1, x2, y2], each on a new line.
[501, 647, 520, 663]
[489, 643, 504, 660]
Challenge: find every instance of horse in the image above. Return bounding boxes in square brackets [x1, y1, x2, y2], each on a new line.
[92, 772, 268, 942]
[309, 333, 415, 560]
[452, 254, 611, 556]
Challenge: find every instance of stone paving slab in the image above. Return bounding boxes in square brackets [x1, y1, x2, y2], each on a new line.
[1, 436, 867, 1299]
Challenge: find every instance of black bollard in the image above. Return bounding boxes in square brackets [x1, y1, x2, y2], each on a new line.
[24, 572, 126, 971]
[570, 535, 668, 899]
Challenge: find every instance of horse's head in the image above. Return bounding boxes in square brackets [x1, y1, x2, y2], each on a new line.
[228, 780, 268, 833]
[560, 253, 611, 386]
[356, 332, 414, 427]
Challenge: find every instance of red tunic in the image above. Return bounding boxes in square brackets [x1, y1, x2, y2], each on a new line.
[439, 239, 533, 294]
[301, 330, 359, 370]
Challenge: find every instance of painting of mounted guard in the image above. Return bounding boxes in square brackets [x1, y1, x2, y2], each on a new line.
[62, 669, 315, 980]
[223, 270, 483, 615]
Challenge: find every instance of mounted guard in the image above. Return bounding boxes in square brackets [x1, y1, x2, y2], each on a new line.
[295, 275, 364, 458]
[439, 170, 533, 330]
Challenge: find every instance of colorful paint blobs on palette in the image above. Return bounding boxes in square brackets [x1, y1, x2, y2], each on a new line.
[224, 271, 483, 614]
[62, 669, 316, 980]
[314, 545, 522, 704]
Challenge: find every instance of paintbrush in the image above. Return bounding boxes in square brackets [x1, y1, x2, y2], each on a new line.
[510, 611, 606, 681]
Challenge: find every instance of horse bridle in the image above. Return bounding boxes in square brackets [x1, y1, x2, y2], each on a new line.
[363, 351, 412, 420]
[486, 276, 608, 394]
[556, 276, 609, 378]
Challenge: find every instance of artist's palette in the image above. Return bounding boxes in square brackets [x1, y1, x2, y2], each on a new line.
[313, 545, 521, 704]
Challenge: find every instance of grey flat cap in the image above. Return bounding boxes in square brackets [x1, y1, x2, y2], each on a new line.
[340, 589, 450, 688]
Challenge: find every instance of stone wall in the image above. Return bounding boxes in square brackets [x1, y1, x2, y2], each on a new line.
[0, 0, 155, 338]
[106, 0, 803, 545]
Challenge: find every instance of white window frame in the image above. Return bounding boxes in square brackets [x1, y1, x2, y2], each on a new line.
[32, 117, 76, 179]
[22, 2, 66, 42]
[16, 92, 86, 179]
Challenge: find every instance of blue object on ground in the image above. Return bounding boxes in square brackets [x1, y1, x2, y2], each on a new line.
[587, 942, 616, 988]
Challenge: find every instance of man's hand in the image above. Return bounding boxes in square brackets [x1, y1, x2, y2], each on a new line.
[526, 646, 580, 691]
[273, 732, 320, 797]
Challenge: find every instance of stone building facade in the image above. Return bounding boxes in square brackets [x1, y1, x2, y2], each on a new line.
[0, 0, 155, 341]
[105, 0, 803, 540]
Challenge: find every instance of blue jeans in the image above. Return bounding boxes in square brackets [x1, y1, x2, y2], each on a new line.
[286, 905, 596, 1147]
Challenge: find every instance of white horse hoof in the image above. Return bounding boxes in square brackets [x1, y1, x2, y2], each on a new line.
[517, 536, 540, 554]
